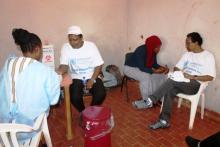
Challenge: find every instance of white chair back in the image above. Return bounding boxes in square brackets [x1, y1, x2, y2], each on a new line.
[0, 113, 52, 147]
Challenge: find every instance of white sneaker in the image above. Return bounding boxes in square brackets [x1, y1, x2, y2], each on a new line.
[132, 98, 153, 109]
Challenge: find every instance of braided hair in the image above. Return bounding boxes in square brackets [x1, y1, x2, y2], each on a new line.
[12, 28, 42, 53]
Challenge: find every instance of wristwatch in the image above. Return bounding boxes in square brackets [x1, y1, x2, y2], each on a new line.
[91, 78, 96, 83]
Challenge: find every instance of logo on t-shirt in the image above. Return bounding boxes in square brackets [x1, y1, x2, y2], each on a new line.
[69, 57, 94, 74]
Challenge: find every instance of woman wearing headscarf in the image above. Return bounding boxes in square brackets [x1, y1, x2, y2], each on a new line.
[123, 35, 169, 109]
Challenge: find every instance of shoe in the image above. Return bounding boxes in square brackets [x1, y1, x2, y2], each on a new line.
[132, 99, 144, 107]
[185, 136, 200, 147]
[149, 119, 170, 130]
[132, 98, 153, 109]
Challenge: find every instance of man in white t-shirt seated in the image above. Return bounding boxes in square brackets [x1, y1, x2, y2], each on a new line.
[58, 25, 106, 113]
[139, 32, 216, 130]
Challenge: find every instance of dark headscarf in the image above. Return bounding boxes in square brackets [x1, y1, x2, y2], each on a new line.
[145, 35, 162, 68]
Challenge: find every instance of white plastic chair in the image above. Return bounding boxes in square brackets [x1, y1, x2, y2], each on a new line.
[0, 113, 52, 147]
[177, 82, 208, 129]
[160, 82, 208, 129]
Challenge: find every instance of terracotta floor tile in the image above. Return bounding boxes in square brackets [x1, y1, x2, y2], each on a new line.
[48, 81, 220, 146]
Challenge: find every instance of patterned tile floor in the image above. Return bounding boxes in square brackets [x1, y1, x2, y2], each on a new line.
[48, 81, 220, 147]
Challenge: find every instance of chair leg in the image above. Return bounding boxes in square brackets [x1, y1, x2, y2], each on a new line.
[121, 76, 126, 92]
[189, 98, 200, 129]
[125, 78, 129, 102]
[177, 98, 183, 108]
[121, 76, 130, 102]
[160, 97, 164, 113]
[201, 93, 205, 119]
[42, 116, 53, 147]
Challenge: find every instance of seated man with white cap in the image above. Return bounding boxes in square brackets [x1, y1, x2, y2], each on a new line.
[58, 25, 106, 114]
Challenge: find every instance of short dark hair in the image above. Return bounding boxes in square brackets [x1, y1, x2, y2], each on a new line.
[187, 32, 203, 46]
[12, 28, 42, 53]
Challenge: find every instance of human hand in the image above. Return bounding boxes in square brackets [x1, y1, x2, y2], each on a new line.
[86, 79, 95, 89]
[152, 67, 163, 73]
[60, 74, 72, 87]
[163, 65, 169, 74]
[183, 72, 194, 80]
[55, 68, 62, 75]
[153, 66, 168, 74]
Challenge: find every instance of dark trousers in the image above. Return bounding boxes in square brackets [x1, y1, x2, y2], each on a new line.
[149, 78, 200, 122]
[69, 78, 106, 112]
[200, 131, 220, 147]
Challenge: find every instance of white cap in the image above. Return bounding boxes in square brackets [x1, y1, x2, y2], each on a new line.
[67, 25, 82, 35]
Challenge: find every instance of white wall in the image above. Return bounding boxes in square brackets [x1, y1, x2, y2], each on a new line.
[0, 0, 220, 113]
[127, 0, 220, 113]
[0, 0, 127, 70]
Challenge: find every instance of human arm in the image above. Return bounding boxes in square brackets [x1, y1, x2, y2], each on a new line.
[152, 65, 169, 74]
[152, 56, 162, 73]
[58, 44, 70, 75]
[133, 46, 154, 74]
[152, 62, 169, 74]
[173, 66, 181, 71]
[175, 52, 189, 71]
[151, 54, 169, 74]
[60, 74, 72, 87]
[183, 73, 214, 82]
[176, 51, 215, 82]
[86, 65, 103, 89]
[57, 64, 69, 75]
[46, 69, 61, 105]
[86, 42, 104, 89]
[174, 66, 214, 82]
[55, 65, 70, 86]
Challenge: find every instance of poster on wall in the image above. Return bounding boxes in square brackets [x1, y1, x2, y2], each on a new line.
[42, 45, 55, 69]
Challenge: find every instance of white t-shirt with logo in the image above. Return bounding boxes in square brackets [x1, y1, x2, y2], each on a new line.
[60, 41, 104, 79]
[176, 50, 216, 78]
